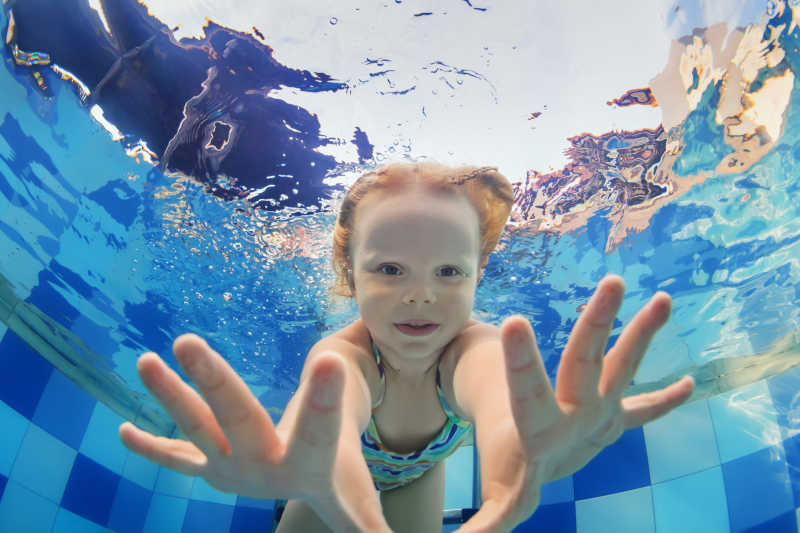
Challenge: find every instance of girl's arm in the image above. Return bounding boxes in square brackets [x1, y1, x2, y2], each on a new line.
[451, 276, 695, 532]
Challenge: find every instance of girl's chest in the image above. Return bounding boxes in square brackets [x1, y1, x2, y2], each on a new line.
[370, 379, 448, 454]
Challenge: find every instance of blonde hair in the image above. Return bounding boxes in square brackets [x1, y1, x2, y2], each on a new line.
[329, 161, 514, 297]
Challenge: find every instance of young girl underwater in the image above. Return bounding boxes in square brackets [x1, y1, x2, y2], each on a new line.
[118, 161, 695, 533]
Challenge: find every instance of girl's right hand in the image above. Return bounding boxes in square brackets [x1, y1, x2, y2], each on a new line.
[119, 334, 388, 532]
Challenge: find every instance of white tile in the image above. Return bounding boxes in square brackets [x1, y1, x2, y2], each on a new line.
[10, 424, 76, 503]
[643, 399, 720, 483]
[652, 467, 729, 533]
[0, 399, 30, 477]
[708, 380, 781, 463]
[576, 486, 654, 533]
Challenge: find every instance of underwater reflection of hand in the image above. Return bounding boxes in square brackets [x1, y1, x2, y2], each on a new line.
[460, 275, 695, 532]
[118, 335, 387, 532]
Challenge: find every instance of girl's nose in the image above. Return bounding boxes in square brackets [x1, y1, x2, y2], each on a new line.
[402, 282, 436, 304]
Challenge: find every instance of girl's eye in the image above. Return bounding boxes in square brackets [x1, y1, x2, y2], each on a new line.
[379, 264, 402, 276]
[439, 266, 463, 277]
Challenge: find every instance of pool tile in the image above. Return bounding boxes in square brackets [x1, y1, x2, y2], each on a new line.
[643, 399, 720, 483]
[722, 445, 794, 532]
[61, 453, 121, 526]
[652, 467, 729, 533]
[236, 495, 275, 510]
[740, 510, 797, 532]
[782, 433, 800, 506]
[230, 505, 274, 533]
[573, 428, 650, 500]
[515, 501, 576, 533]
[107, 477, 152, 533]
[123, 449, 160, 491]
[444, 444, 474, 509]
[0, 473, 6, 499]
[142, 493, 188, 533]
[0, 479, 59, 533]
[155, 466, 195, 498]
[53, 507, 114, 533]
[79, 402, 128, 474]
[0, 330, 53, 418]
[575, 486, 654, 533]
[191, 476, 237, 505]
[10, 423, 76, 503]
[540, 475, 574, 505]
[767, 364, 800, 439]
[0, 399, 30, 476]
[708, 381, 781, 464]
[32, 369, 95, 449]
[181, 500, 235, 533]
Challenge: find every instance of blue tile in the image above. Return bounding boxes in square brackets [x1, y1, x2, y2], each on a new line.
[80, 402, 129, 475]
[61, 453, 121, 526]
[573, 428, 650, 500]
[191, 476, 237, 505]
[0, 480, 59, 532]
[108, 477, 152, 533]
[0, 330, 53, 418]
[767, 365, 800, 439]
[230, 505, 274, 533]
[142, 493, 188, 533]
[540, 475, 574, 505]
[32, 369, 95, 449]
[782, 433, 800, 506]
[652, 467, 729, 533]
[53, 508, 115, 533]
[0, 473, 6, 499]
[0, 399, 30, 476]
[155, 466, 195, 498]
[236, 495, 275, 510]
[10, 423, 76, 503]
[514, 501, 576, 533]
[644, 399, 720, 483]
[123, 449, 160, 491]
[575, 487, 654, 533]
[181, 500, 234, 533]
[740, 510, 797, 533]
[722, 445, 794, 532]
[709, 381, 781, 463]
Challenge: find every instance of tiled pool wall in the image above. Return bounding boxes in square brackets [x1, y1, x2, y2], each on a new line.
[1, 319, 800, 532]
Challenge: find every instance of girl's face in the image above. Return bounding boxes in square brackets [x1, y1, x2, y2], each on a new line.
[349, 186, 482, 357]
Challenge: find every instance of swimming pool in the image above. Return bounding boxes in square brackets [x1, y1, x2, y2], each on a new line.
[1, 0, 799, 531]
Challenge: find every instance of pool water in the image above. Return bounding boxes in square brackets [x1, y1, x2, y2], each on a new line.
[1, 1, 800, 532]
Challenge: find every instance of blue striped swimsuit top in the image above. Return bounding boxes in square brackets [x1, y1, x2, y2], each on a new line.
[360, 335, 473, 491]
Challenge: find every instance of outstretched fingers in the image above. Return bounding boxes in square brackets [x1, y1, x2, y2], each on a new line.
[600, 291, 672, 398]
[135, 350, 231, 457]
[622, 375, 695, 428]
[119, 422, 207, 476]
[555, 275, 625, 407]
[501, 316, 558, 441]
[171, 334, 280, 460]
[283, 352, 346, 477]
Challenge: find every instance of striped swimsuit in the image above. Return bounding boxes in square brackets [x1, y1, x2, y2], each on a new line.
[360, 336, 473, 491]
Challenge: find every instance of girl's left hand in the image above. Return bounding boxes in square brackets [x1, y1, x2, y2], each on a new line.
[459, 275, 695, 532]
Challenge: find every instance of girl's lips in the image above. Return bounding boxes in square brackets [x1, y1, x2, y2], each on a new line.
[395, 323, 440, 336]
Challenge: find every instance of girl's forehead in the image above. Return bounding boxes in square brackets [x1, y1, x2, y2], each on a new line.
[352, 188, 480, 252]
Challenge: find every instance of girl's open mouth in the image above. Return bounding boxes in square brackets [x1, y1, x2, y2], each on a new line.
[395, 323, 440, 336]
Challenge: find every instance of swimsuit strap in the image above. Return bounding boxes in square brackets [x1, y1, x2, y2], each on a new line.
[370, 335, 386, 409]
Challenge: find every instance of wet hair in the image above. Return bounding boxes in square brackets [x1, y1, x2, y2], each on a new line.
[329, 161, 514, 297]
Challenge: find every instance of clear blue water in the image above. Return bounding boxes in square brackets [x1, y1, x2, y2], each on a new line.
[1, 1, 800, 532]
